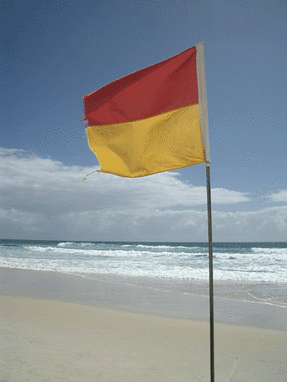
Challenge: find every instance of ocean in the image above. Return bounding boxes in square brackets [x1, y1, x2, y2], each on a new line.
[1, 239, 286, 310]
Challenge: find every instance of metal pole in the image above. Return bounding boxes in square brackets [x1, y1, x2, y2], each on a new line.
[206, 163, 215, 382]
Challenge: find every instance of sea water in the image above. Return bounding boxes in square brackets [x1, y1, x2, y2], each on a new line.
[1, 240, 286, 309]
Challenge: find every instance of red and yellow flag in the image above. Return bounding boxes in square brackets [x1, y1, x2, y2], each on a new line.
[83, 42, 209, 177]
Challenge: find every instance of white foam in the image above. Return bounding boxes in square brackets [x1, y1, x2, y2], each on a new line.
[57, 242, 73, 247]
[136, 244, 192, 250]
[1, 242, 286, 284]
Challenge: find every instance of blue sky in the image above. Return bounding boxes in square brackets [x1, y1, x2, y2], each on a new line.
[1, 0, 287, 241]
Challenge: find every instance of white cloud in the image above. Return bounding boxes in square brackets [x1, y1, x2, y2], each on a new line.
[1, 148, 285, 241]
[212, 207, 287, 242]
[269, 190, 287, 203]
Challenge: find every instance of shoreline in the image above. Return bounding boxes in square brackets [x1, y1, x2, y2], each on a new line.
[1, 267, 287, 330]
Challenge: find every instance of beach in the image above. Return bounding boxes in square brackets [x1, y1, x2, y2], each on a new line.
[1, 268, 287, 381]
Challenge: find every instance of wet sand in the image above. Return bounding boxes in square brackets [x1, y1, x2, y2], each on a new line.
[1, 268, 287, 381]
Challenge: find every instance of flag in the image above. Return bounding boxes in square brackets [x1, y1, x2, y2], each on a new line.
[83, 42, 210, 177]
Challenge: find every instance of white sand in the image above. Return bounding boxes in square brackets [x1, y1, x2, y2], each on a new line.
[1, 295, 286, 381]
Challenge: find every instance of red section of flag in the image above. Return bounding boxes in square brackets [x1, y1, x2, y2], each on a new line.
[84, 46, 198, 126]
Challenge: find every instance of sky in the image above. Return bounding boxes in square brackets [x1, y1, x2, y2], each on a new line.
[1, 0, 287, 242]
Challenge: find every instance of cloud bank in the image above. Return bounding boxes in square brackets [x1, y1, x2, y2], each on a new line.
[1, 149, 286, 241]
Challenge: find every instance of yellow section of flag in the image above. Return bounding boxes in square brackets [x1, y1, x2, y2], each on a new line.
[86, 104, 204, 178]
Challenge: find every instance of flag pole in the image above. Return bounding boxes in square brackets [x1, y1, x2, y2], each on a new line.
[206, 163, 215, 382]
[196, 42, 214, 381]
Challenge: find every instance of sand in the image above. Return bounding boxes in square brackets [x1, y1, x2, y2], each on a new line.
[1, 294, 287, 382]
